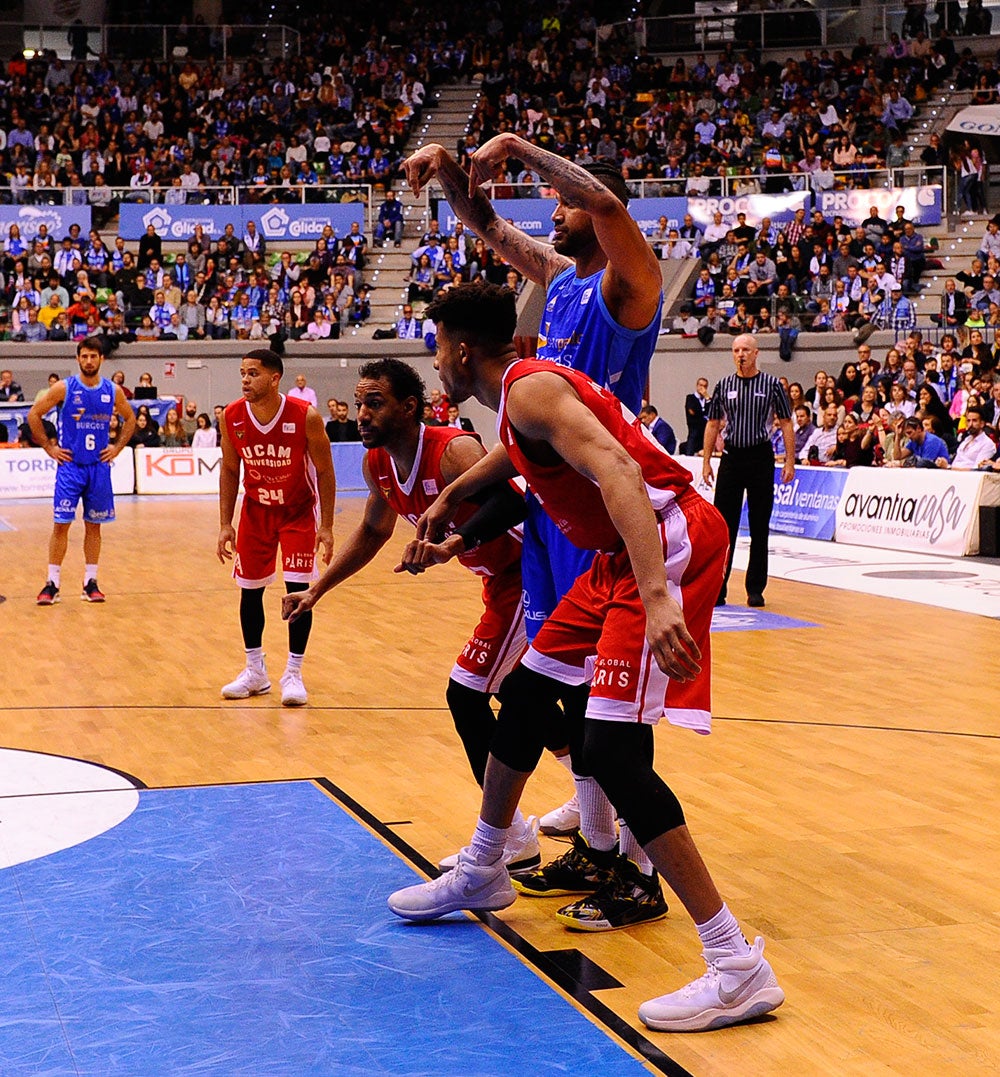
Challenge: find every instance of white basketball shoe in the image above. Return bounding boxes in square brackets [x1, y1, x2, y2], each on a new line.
[280, 668, 308, 707]
[437, 816, 540, 872]
[221, 663, 271, 699]
[388, 849, 517, 921]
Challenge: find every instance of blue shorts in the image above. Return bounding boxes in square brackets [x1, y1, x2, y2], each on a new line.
[520, 496, 595, 642]
[53, 461, 115, 524]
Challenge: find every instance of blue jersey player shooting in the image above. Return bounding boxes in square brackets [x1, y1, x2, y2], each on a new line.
[30, 335, 136, 605]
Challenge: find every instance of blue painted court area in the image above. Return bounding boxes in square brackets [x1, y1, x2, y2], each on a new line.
[711, 606, 817, 632]
[0, 781, 649, 1077]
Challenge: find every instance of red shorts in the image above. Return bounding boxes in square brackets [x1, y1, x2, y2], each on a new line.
[234, 496, 318, 588]
[450, 563, 527, 695]
[523, 490, 728, 732]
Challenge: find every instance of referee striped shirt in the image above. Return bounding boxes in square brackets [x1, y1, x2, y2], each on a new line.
[706, 371, 791, 449]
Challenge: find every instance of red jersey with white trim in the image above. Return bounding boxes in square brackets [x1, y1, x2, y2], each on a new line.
[367, 424, 521, 577]
[225, 394, 317, 513]
[498, 359, 693, 552]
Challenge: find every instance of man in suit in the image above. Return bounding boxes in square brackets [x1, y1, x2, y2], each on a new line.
[639, 404, 676, 454]
[446, 404, 475, 432]
[683, 377, 710, 454]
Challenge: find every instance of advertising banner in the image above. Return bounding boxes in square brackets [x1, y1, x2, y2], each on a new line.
[119, 204, 365, 242]
[687, 191, 809, 229]
[0, 447, 134, 499]
[741, 466, 847, 540]
[834, 468, 990, 556]
[0, 205, 92, 240]
[947, 105, 1000, 137]
[135, 446, 224, 494]
[816, 186, 942, 227]
[438, 198, 557, 237]
[628, 196, 691, 234]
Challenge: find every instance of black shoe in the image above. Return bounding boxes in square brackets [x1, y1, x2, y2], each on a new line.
[714, 596, 726, 607]
[37, 581, 60, 605]
[510, 830, 618, 897]
[555, 856, 669, 932]
[747, 593, 765, 607]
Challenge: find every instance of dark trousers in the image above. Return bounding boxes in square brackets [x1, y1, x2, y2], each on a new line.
[713, 442, 775, 601]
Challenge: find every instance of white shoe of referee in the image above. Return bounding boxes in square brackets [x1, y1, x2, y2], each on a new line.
[438, 815, 540, 872]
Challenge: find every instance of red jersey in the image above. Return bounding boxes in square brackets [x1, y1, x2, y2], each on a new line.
[498, 359, 693, 552]
[367, 425, 521, 577]
[225, 394, 317, 513]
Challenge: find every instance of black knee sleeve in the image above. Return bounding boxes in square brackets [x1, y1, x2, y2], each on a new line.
[558, 682, 590, 775]
[285, 581, 312, 656]
[580, 720, 686, 846]
[239, 587, 266, 649]
[490, 665, 565, 774]
[446, 678, 496, 787]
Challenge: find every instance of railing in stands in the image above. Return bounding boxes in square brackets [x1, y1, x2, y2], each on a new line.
[596, 3, 1000, 53]
[16, 23, 301, 62]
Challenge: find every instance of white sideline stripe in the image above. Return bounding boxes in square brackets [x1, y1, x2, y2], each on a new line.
[730, 535, 1000, 618]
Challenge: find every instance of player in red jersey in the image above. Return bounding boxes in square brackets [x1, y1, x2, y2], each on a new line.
[217, 349, 335, 706]
[281, 358, 542, 870]
[387, 284, 784, 1035]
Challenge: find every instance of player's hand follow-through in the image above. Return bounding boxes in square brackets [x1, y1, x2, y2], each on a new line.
[701, 461, 715, 488]
[467, 134, 515, 198]
[402, 144, 444, 198]
[645, 595, 702, 682]
[217, 524, 237, 563]
[281, 588, 316, 624]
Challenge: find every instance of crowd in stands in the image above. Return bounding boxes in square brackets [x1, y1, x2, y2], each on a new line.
[771, 340, 1000, 469]
[0, 216, 381, 344]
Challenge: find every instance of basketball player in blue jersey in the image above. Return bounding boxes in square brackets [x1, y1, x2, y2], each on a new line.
[404, 135, 665, 930]
[29, 335, 136, 605]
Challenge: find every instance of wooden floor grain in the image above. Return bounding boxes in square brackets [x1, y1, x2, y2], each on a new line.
[2, 495, 998, 1076]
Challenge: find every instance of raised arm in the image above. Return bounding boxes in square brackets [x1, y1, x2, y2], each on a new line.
[469, 133, 662, 328]
[404, 142, 569, 288]
[507, 374, 701, 681]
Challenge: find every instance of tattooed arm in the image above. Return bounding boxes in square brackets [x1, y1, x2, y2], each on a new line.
[468, 133, 662, 330]
[404, 142, 570, 288]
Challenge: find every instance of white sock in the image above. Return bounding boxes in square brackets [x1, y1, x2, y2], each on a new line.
[468, 817, 507, 865]
[696, 903, 751, 957]
[576, 775, 617, 852]
[286, 652, 303, 673]
[509, 807, 525, 832]
[84, 564, 99, 583]
[48, 565, 61, 587]
[245, 647, 265, 669]
[554, 752, 574, 774]
[619, 823, 654, 875]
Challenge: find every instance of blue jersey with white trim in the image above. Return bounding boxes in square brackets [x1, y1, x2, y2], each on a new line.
[60, 375, 115, 465]
[535, 266, 661, 414]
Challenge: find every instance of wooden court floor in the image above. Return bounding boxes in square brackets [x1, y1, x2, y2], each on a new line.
[1, 495, 998, 1077]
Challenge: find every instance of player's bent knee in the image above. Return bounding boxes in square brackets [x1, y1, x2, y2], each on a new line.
[582, 720, 686, 845]
[491, 665, 565, 773]
[446, 678, 495, 737]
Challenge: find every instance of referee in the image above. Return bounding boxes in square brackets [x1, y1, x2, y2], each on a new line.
[702, 334, 794, 608]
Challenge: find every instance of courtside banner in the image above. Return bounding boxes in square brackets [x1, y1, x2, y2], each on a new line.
[742, 466, 847, 540]
[816, 186, 942, 227]
[119, 204, 365, 242]
[0, 447, 134, 498]
[135, 446, 223, 494]
[834, 468, 994, 556]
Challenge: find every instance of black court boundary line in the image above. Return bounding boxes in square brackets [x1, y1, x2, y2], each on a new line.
[4, 706, 999, 741]
[312, 776, 694, 1077]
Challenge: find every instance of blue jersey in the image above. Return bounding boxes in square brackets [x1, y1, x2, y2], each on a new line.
[536, 266, 661, 414]
[60, 375, 115, 464]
